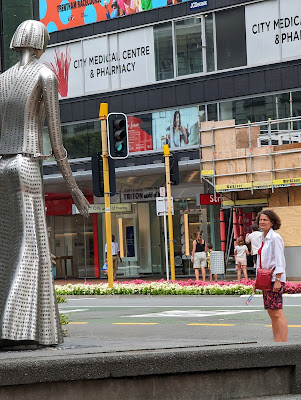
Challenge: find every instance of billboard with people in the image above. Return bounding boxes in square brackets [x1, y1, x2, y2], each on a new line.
[39, 0, 188, 33]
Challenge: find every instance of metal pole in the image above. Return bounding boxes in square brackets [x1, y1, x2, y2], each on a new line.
[163, 144, 176, 281]
[163, 200, 170, 281]
[99, 103, 114, 288]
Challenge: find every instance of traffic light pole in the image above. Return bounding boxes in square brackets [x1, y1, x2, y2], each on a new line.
[163, 144, 176, 281]
[99, 103, 114, 288]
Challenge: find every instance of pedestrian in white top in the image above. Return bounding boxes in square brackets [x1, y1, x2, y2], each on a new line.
[234, 237, 249, 281]
[256, 209, 287, 342]
[105, 235, 122, 280]
[245, 224, 262, 267]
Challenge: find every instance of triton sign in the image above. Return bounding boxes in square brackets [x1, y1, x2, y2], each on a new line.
[189, 0, 208, 10]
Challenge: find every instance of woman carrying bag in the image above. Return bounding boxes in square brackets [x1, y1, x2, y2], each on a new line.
[256, 210, 288, 342]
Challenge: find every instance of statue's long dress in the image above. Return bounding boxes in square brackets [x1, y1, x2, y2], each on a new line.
[0, 58, 63, 345]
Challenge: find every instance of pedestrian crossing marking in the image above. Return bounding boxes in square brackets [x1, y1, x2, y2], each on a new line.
[126, 309, 262, 318]
[188, 323, 236, 326]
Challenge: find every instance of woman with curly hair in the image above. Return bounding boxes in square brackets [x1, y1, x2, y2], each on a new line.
[256, 210, 288, 342]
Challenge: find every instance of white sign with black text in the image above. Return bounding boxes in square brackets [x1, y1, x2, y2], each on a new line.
[245, 0, 301, 65]
[40, 26, 155, 99]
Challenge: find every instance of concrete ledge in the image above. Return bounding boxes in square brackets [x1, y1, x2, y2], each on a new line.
[0, 343, 300, 399]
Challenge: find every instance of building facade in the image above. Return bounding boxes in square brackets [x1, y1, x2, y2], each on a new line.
[11, 0, 300, 279]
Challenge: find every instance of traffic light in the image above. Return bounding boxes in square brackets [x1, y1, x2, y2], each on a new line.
[107, 113, 129, 159]
[170, 153, 180, 185]
[91, 153, 116, 197]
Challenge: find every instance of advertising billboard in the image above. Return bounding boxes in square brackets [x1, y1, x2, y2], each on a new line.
[39, 0, 187, 33]
[152, 106, 199, 150]
[245, 0, 301, 65]
[40, 26, 155, 98]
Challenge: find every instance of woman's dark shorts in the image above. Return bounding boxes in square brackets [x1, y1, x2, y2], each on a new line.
[263, 282, 285, 310]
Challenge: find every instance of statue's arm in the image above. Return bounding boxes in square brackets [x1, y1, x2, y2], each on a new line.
[40, 68, 89, 217]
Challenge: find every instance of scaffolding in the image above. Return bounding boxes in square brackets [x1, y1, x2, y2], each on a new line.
[200, 116, 301, 194]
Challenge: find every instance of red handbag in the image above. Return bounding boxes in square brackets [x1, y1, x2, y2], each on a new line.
[255, 243, 274, 291]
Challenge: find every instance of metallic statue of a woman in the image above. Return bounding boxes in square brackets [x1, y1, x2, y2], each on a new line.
[0, 20, 89, 346]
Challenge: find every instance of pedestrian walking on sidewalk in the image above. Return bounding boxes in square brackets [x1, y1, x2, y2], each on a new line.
[256, 209, 288, 342]
[105, 235, 122, 280]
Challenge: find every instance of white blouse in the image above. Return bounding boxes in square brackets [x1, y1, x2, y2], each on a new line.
[256, 228, 286, 282]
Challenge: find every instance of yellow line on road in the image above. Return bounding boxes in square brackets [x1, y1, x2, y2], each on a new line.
[69, 322, 88, 325]
[113, 323, 158, 325]
[265, 325, 301, 328]
[187, 323, 236, 326]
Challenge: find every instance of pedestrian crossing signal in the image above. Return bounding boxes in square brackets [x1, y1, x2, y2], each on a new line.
[107, 113, 129, 159]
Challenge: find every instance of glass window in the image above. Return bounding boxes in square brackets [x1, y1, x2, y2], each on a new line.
[215, 7, 247, 70]
[205, 14, 215, 72]
[62, 120, 102, 159]
[207, 103, 218, 121]
[154, 23, 174, 81]
[219, 95, 277, 125]
[175, 17, 203, 77]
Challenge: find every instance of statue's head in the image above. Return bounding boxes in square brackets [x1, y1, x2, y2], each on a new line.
[10, 20, 49, 53]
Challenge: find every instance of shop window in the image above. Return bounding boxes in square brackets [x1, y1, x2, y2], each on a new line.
[154, 23, 174, 81]
[175, 17, 203, 77]
[215, 7, 247, 70]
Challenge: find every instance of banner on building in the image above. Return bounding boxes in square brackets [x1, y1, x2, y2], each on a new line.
[245, 0, 301, 65]
[39, 0, 189, 33]
[40, 26, 155, 98]
[128, 114, 153, 153]
[152, 106, 199, 150]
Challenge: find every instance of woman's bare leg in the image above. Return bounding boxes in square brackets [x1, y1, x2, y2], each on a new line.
[237, 266, 241, 281]
[195, 268, 200, 281]
[242, 265, 248, 280]
[267, 309, 288, 342]
[201, 267, 206, 281]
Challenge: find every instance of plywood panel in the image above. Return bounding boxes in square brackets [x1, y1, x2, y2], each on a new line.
[248, 147, 272, 183]
[265, 206, 301, 247]
[235, 125, 260, 149]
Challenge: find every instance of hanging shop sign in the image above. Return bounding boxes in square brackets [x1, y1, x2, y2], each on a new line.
[121, 189, 160, 202]
[199, 194, 221, 205]
[40, 26, 155, 98]
[245, 0, 301, 65]
[72, 203, 132, 214]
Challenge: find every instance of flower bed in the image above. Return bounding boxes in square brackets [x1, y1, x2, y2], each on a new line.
[55, 279, 301, 296]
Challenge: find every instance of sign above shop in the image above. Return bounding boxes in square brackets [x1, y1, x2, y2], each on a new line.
[200, 194, 221, 205]
[121, 189, 160, 203]
[72, 203, 132, 214]
[189, 0, 208, 11]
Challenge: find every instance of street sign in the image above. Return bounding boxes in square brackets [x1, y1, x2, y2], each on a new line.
[156, 197, 174, 216]
[159, 187, 166, 197]
[200, 194, 221, 205]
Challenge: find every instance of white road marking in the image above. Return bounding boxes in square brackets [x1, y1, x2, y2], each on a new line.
[60, 309, 89, 313]
[125, 309, 263, 318]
